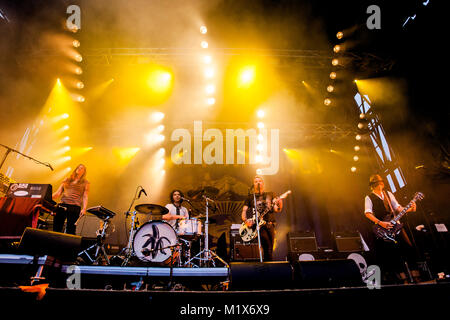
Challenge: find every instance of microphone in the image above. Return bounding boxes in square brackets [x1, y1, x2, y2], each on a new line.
[138, 187, 147, 198]
[181, 197, 191, 203]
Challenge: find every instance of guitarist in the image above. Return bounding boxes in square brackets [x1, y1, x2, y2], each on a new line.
[364, 174, 418, 283]
[241, 176, 283, 261]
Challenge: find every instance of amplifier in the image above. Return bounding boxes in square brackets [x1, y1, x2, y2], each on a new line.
[287, 231, 318, 253]
[230, 228, 260, 261]
[6, 183, 53, 202]
[333, 232, 363, 252]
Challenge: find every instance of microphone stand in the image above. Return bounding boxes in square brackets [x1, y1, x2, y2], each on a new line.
[120, 186, 143, 266]
[0, 143, 53, 172]
[253, 184, 263, 262]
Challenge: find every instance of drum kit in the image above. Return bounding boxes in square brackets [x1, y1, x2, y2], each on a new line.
[103, 186, 229, 268]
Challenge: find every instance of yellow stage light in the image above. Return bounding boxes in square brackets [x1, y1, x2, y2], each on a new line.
[205, 84, 215, 95]
[356, 134, 362, 140]
[72, 40, 80, 48]
[354, 145, 360, 151]
[351, 166, 357, 172]
[336, 31, 344, 39]
[257, 122, 264, 129]
[147, 70, 173, 93]
[333, 45, 341, 53]
[201, 41, 208, 49]
[157, 124, 165, 132]
[324, 98, 332, 106]
[257, 109, 265, 118]
[204, 67, 214, 79]
[238, 66, 256, 87]
[75, 54, 82, 62]
[330, 72, 337, 79]
[151, 111, 165, 122]
[113, 147, 140, 164]
[255, 155, 263, 163]
[75, 67, 83, 75]
[256, 169, 262, 175]
[206, 97, 216, 105]
[353, 155, 359, 161]
[327, 85, 334, 92]
[203, 55, 212, 64]
[332, 58, 339, 66]
[257, 134, 264, 142]
[200, 26, 207, 34]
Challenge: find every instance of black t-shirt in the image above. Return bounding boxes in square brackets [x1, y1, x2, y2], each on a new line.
[244, 192, 276, 223]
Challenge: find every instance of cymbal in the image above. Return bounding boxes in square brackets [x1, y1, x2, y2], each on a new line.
[135, 203, 169, 215]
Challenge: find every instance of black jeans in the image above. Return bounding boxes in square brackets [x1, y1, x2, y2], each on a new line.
[53, 203, 81, 235]
[260, 224, 275, 261]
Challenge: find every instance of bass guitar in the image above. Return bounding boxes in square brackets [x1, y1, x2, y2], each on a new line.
[239, 190, 291, 242]
[373, 192, 424, 243]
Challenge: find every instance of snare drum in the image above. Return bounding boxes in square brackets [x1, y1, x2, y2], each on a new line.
[178, 218, 202, 238]
[133, 221, 178, 263]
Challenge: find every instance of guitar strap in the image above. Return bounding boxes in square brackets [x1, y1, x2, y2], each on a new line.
[382, 191, 395, 216]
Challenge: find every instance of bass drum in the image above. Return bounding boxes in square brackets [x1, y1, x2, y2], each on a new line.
[133, 221, 178, 263]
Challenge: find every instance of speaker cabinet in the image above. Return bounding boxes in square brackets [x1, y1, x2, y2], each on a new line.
[334, 232, 363, 252]
[287, 231, 318, 253]
[294, 259, 363, 288]
[18, 227, 82, 262]
[230, 229, 260, 261]
[230, 262, 293, 290]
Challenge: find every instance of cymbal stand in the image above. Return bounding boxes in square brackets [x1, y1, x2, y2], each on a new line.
[78, 216, 111, 265]
[185, 195, 228, 268]
[121, 210, 138, 266]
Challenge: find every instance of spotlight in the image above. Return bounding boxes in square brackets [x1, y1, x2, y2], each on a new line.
[255, 155, 263, 163]
[157, 134, 165, 142]
[257, 109, 265, 118]
[62, 125, 70, 131]
[62, 113, 69, 119]
[75, 67, 83, 75]
[206, 97, 216, 106]
[358, 123, 365, 130]
[327, 85, 334, 92]
[359, 113, 365, 119]
[158, 148, 166, 156]
[333, 45, 341, 53]
[77, 95, 85, 102]
[152, 112, 165, 122]
[161, 169, 166, 175]
[336, 31, 344, 39]
[355, 134, 361, 141]
[353, 155, 359, 161]
[257, 122, 264, 129]
[205, 84, 215, 95]
[351, 166, 357, 172]
[330, 72, 337, 79]
[76, 81, 84, 89]
[200, 26, 207, 34]
[203, 55, 212, 64]
[324, 98, 332, 106]
[257, 134, 264, 142]
[239, 66, 256, 86]
[354, 145, 360, 151]
[63, 136, 70, 142]
[75, 54, 82, 62]
[332, 58, 339, 66]
[72, 40, 80, 48]
[159, 158, 166, 166]
[204, 67, 214, 78]
[256, 144, 263, 151]
[201, 41, 208, 49]
[157, 124, 165, 132]
[256, 169, 262, 175]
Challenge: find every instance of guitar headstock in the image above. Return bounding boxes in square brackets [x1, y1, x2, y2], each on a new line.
[413, 192, 425, 202]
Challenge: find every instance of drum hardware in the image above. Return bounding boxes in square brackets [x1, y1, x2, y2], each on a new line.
[77, 215, 111, 265]
[184, 195, 228, 268]
[117, 186, 147, 266]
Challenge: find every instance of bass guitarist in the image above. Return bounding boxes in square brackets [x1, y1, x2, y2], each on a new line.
[364, 174, 419, 283]
[241, 176, 283, 261]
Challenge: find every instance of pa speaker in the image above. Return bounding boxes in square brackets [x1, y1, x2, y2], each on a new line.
[294, 259, 363, 288]
[287, 231, 318, 253]
[18, 227, 82, 262]
[230, 261, 293, 290]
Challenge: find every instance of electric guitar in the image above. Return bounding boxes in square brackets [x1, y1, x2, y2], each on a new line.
[373, 192, 424, 243]
[239, 190, 291, 242]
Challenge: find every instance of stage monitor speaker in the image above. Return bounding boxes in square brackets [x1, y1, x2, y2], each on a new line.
[287, 231, 318, 253]
[230, 261, 293, 290]
[334, 232, 363, 252]
[294, 259, 363, 288]
[18, 227, 82, 262]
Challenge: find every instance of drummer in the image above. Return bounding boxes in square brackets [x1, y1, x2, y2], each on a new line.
[163, 189, 189, 231]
